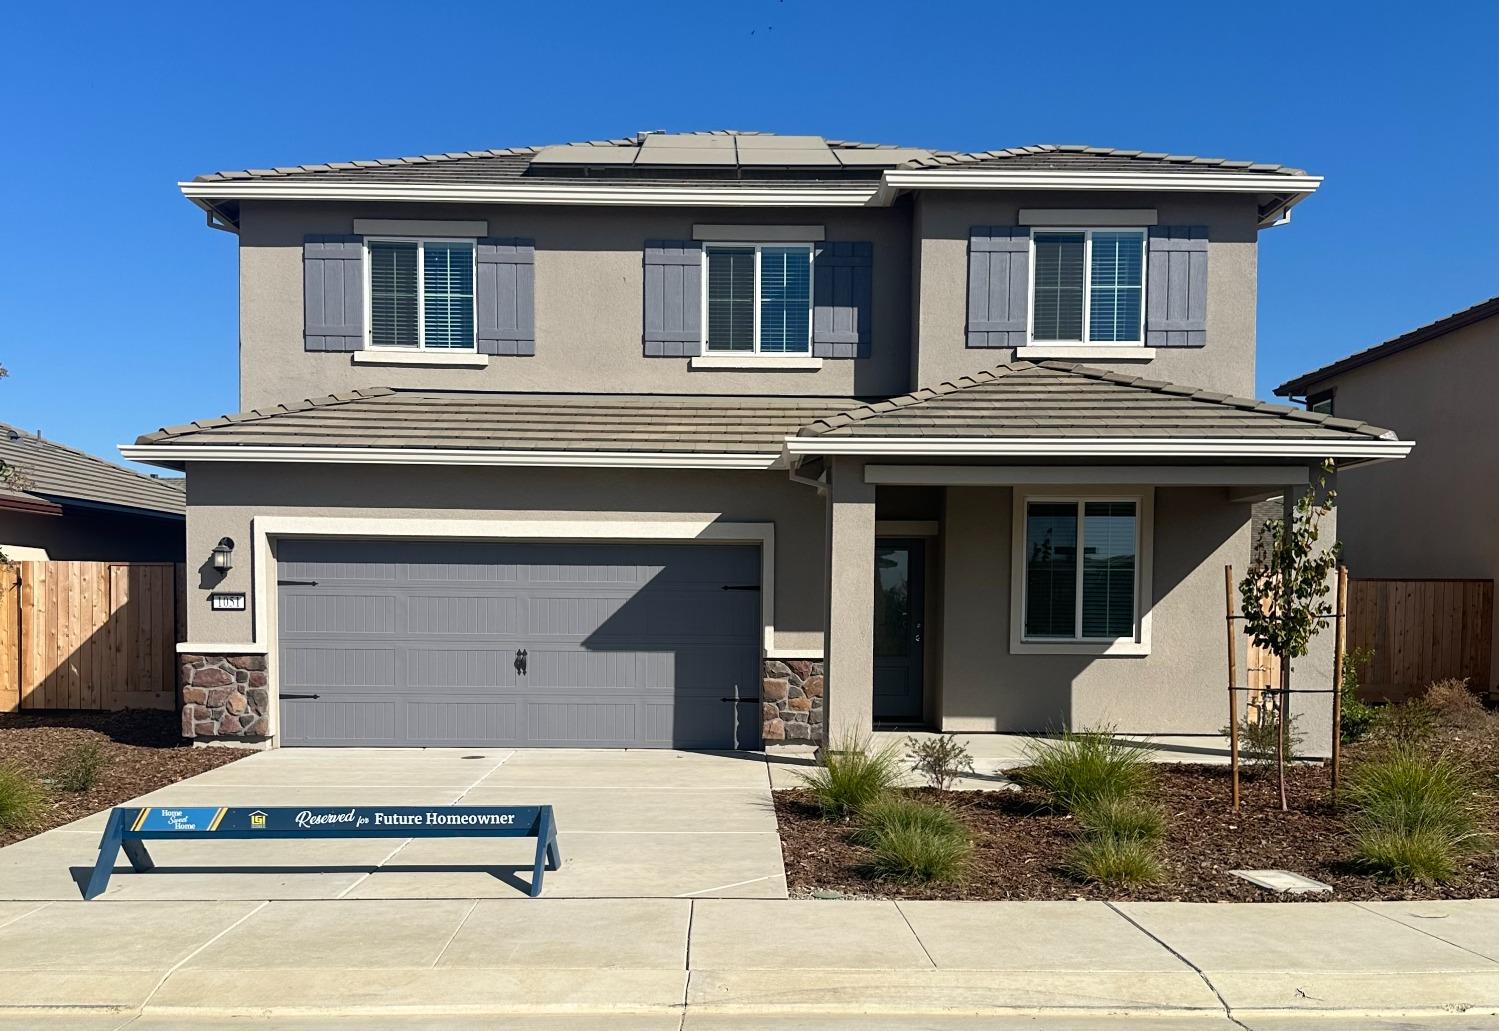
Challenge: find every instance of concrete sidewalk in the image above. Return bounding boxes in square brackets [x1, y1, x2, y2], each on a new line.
[0, 897, 1493, 1027]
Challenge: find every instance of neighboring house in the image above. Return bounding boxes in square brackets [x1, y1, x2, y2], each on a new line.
[124, 132, 1410, 749]
[0, 424, 184, 561]
[1277, 296, 1498, 693]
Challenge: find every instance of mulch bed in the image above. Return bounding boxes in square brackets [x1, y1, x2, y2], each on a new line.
[0, 710, 249, 846]
[775, 732, 1499, 903]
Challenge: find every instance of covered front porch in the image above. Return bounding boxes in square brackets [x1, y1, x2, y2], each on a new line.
[781, 361, 1411, 747]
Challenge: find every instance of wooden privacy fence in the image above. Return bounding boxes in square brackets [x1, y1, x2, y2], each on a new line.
[1347, 578, 1494, 701]
[0, 561, 184, 713]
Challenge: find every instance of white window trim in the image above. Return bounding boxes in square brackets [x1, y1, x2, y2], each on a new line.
[700, 242, 815, 357]
[1009, 486, 1154, 656]
[1027, 228, 1147, 346]
[364, 236, 477, 352]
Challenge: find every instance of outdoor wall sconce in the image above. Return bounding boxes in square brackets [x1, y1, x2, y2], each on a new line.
[211, 537, 235, 572]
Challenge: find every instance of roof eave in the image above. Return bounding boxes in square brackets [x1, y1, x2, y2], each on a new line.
[179, 180, 883, 209]
[783, 437, 1413, 463]
[119, 444, 782, 471]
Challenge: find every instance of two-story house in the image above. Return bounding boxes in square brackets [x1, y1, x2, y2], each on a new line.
[125, 132, 1410, 749]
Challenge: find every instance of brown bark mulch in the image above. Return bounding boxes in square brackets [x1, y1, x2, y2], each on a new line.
[775, 740, 1499, 903]
[0, 710, 249, 847]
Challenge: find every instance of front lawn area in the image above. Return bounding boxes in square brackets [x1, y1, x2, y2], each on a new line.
[777, 694, 1499, 903]
[0, 710, 248, 846]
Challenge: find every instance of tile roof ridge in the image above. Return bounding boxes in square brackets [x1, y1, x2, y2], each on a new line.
[898, 143, 1307, 176]
[0, 423, 179, 485]
[799, 363, 1037, 435]
[136, 387, 395, 443]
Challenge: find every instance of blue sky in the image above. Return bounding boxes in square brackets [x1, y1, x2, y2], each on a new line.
[2, 1, 1493, 468]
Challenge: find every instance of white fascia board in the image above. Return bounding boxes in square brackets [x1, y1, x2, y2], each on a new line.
[119, 444, 779, 471]
[180, 180, 879, 208]
[783, 436, 1413, 460]
[880, 169, 1323, 195]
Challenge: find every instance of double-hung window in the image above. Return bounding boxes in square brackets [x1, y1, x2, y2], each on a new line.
[704, 244, 812, 354]
[1021, 498, 1142, 643]
[367, 238, 476, 350]
[1030, 230, 1145, 344]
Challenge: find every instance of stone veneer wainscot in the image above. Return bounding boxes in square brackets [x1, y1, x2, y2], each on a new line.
[762, 658, 824, 745]
[180, 654, 270, 738]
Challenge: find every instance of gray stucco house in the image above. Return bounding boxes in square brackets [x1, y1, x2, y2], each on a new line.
[1278, 296, 1497, 695]
[125, 132, 1410, 748]
[0, 424, 184, 561]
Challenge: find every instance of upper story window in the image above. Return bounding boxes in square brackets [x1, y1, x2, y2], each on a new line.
[1031, 230, 1145, 345]
[1307, 390, 1334, 415]
[704, 243, 812, 355]
[368, 238, 475, 350]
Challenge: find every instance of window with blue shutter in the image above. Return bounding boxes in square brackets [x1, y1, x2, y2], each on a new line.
[1030, 229, 1146, 344]
[367, 238, 476, 350]
[704, 243, 812, 355]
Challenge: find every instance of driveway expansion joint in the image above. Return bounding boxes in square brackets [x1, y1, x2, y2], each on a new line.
[1104, 900, 1249, 1031]
[1350, 900, 1499, 966]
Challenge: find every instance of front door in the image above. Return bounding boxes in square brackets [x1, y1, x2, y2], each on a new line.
[873, 538, 925, 724]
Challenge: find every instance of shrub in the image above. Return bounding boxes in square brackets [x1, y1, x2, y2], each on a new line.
[1020, 729, 1152, 812]
[1373, 698, 1437, 747]
[53, 741, 108, 792]
[853, 794, 965, 847]
[1342, 744, 1485, 883]
[0, 766, 45, 831]
[1340, 647, 1379, 744]
[1073, 796, 1165, 844]
[1068, 834, 1162, 886]
[861, 802, 972, 883]
[1424, 679, 1492, 734]
[797, 733, 903, 820]
[905, 734, 975, 791]
[1224, 709, 1304, 768]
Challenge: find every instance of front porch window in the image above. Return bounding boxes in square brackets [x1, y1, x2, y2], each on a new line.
[1022, 499, 1139, 642]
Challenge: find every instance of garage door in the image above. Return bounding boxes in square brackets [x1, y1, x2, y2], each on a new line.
[275, 539, 762, 748]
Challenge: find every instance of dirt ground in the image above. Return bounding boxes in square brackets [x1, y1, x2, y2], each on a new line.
[776, 722, 1499, 903]
[0, 710, 248, 846]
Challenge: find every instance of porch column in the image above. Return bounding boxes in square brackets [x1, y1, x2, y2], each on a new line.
[823, 456, 876, 744]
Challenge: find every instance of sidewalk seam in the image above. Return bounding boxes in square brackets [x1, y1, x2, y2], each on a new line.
[137, 899, 270, 1011]
[1351, 901, 1499, 965]
[0, 901, 50, 931]
[893, 901, 939, 969]
[1104, 901, 1250, 1031]
[679, 899, 695, 1031]
[429, 898, 480, 968]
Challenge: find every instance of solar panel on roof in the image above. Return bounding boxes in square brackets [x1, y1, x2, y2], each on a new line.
[734, 135, 827, 150]
[832, 148, 933, 166]
[736, 148, 839, 166]
[635, 147, 738, 165]
[531, 145, 638, 165]
[639, 134, 735, 150]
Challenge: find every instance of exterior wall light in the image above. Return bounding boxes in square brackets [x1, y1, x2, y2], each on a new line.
[211, 537, 235, 572]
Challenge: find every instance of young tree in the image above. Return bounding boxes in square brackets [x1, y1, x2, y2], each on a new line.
[1239, 467, 1339, 811]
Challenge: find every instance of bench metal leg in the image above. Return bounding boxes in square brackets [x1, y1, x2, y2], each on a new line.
[529, 807, 556, 897]
[83, 810, 128, 900]
[121, 838, 155, 872]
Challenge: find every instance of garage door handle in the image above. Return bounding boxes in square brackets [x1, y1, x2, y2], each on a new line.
[278, 579, 318, 587]
[281, 693, 320, 700]
[720, 697, 761, 704]
[721, 585, 759, 592]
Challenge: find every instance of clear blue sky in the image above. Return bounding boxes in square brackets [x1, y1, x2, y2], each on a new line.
[2, 1, 1493, 468]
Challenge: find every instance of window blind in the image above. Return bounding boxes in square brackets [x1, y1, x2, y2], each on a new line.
[1081, 501, 1137, 638]
[1031, 233, 1085, 341]
[707, 247, 755, 351]
[1024, 503, 1078, 638]
[759, 246, 812, 354]
[422, 242, 475, 349]
[369, 241, 419, 347]
[1088, 232, 1144, 343]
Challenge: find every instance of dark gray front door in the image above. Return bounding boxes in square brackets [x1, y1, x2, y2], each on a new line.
[276, 539, 761, 748]
[873, 539, 925, 724]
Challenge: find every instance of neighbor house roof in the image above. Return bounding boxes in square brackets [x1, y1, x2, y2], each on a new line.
[0, 424, 184, 518]
[122, 365, 1411, 472]
[125, 390, 857, 469]
[784, 362, 1407, 461]
[1275, 296, 1499, 396]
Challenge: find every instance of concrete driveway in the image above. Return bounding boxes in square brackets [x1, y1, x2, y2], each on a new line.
[0, 748, 790, 901]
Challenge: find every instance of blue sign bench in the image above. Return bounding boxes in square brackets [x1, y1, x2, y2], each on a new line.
[84, 805, 560, 900]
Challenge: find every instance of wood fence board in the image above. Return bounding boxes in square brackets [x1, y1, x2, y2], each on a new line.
[2, 561, 181, 713]
[1347, 577, 1494, 700]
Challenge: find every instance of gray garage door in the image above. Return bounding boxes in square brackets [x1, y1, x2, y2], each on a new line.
[276, 539, 761, 748]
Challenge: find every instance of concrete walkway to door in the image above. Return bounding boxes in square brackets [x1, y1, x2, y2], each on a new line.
[0, 748, 789, 902]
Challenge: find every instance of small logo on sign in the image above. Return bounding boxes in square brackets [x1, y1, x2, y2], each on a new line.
[249, 810, 267, 828]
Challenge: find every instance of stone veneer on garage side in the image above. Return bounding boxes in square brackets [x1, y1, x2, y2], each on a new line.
[762, 658, 824, 745]
[180, 654, 270, 739]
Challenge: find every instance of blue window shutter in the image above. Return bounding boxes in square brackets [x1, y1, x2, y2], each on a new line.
[1146, 226, 1208, 347]
[643, 241, 703, 357]
[303, 235, 364, 352]
[966, 227, 1029, 348]
[812, 242, 872, 359]
[475, 238, 535, 356]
